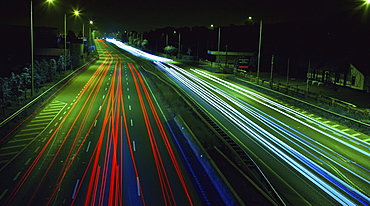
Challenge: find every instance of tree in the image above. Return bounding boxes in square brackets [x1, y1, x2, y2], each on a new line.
[9, 72, 22, 103]
[57, 55, 65, 72]
[20, 67, 31, 99]
[0, 77, 11, 111]
[164, 45, 177, 56]
[141, 39, 148, 48]
[50, 58, 57, 79]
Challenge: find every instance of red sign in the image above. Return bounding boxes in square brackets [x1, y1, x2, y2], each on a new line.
[238, 65, 249, 69]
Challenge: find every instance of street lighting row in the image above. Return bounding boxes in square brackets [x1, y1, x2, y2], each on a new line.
[30, 0, 94, 96]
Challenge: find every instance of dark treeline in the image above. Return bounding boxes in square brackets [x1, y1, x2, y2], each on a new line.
[141, 12, 369, 79]
[0, 55, 74, 111]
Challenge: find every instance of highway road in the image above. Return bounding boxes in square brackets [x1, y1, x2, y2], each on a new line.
[0, 40, 200, 205]
[152, 61, 370, 205]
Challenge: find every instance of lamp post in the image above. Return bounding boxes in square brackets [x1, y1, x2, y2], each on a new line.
[178, 32, 181, 59]
[249, 17, 263, 84]
[210, 24, 221, 66]
[174, 31, 181, 59]
[64, 13, 67, 71]
[217, 26, 221, 66]
[257, 19, 263, 84]
[30, 0, 34, 97]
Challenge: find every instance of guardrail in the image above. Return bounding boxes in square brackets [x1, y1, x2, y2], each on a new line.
[235, 72, 370, 132]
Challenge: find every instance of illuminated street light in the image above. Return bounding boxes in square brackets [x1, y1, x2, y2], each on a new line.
[73, 10, 80, 16]
[249, 16, 263, 84]
[89, 20, 93, 54]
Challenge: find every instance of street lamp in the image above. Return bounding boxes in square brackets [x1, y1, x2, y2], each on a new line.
[211, 24, 221, 66]
[249, 16, 263, 84]
[89, 20, 93, 55]
[217, 26, 221, 66]
[174, 31, 181, 59]
[30, 1, 34, 97]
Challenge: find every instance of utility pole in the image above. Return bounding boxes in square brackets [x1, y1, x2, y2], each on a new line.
[31, 0, 34, 97]
[217, 27, 221, 66]
[257, 19, 263, 84]
[225, 45, 228, 70]
[64, 13, 67, 71]
[306, 60, 311, 96]
[286, 58, 290, 85]
[270, 54, 274, 88]
[178, 33, 181, 59]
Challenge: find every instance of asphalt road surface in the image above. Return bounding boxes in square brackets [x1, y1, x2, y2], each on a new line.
[0, 40, 201, 206]
[154, 62, 370, 205]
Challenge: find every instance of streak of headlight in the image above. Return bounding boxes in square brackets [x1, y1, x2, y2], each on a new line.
[105, 38, 172, 62]
[154, 61, 370, 205]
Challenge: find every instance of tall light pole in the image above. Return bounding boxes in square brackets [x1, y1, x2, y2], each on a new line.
[89, 20, 93, 56]
[257, 19, 263, 84]
[178, 32, 181, 59]
[217, 26, 221, 66]
[30, 0, 34, 97]
[64, 13, 67, 71]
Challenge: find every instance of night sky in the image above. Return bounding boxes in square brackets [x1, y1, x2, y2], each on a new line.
[2, 0, 369, 34]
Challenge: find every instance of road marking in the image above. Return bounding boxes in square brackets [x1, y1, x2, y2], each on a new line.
[127, 88, 129, 91]
[105, 87, 107, 91]
[54, 122, 58, 127]
[9, 137, 34, 143]
[86, 141, 91, 152]
[363, 138, 370, 142]
[102, 95, 105, 99]
[42, 137, 47, 142]
[63, 111, 67, 115]
[126, 78, 128, 80]
[99, 106, 102, 111]
[0, 151, 18, 157]
[94, 120, 98, 127]
[137, 177, 141, 196]
[25, 158, 32, 165]
[49, 129, 54, 134]
[126, 82, 128, 85]
[129, 105, 132, 110]
[21, 127, 45, 132]
[342, 128, 350, 132]
[107, 82, 109, 85]
[1, 144, 27, 150]
[128, 95, 130, 99]
[130, 119, 133, 126]
[59, 117, 63, 120]
[72, 179, 80, 199]
[34, 146, 40, 153]
[31, 119, 51, 123]
[332, 125, 339, 128]
[13, 172, 21, 181]
[352, 133, 361, 137]
[0, 189, 8, 201]
[133, 141, 136, 152]
[35, 115, 55, 119]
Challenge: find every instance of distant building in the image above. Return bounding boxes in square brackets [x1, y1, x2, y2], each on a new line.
[0, 25, 59, 76]
[207, 50, 254, 73]
[308, 59, 370, 93]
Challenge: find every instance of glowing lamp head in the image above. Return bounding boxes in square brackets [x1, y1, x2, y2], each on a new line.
[73, 10, 80, 16]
